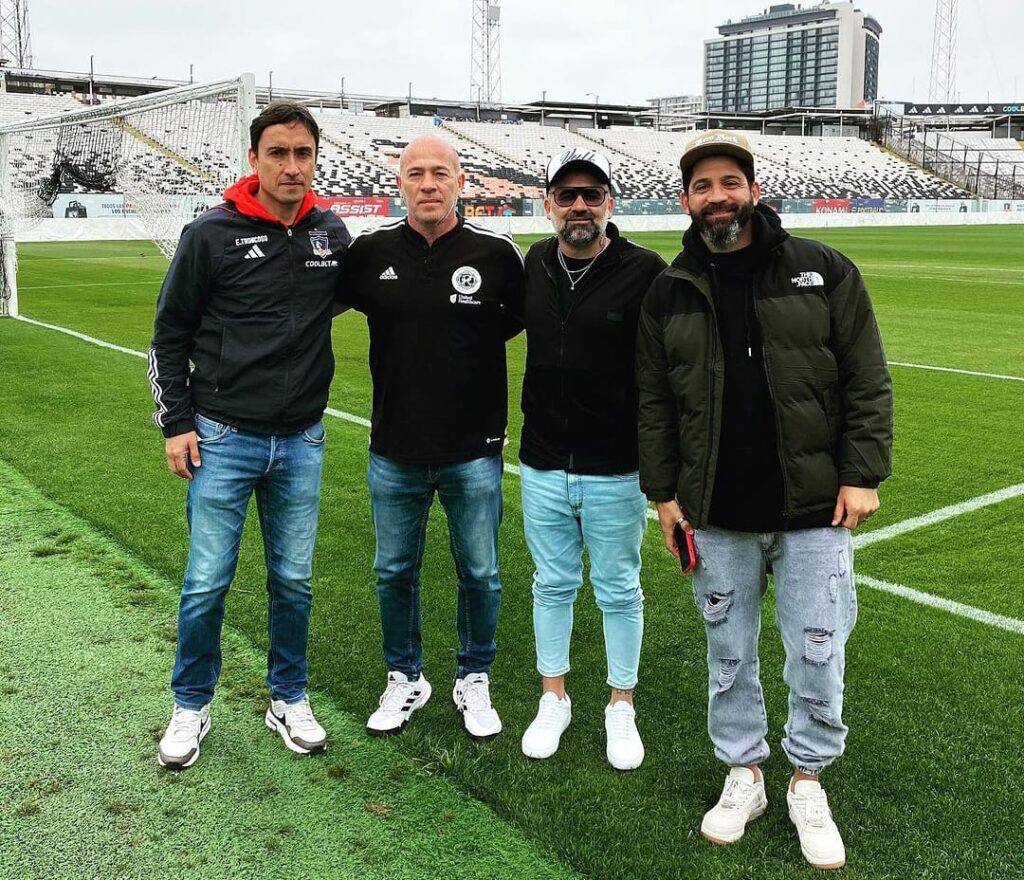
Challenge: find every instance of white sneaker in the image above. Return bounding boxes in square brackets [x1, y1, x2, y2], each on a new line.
[521, 692, 572, 759]
[265, 695, 326, 755]
[453, 672, 502, 739]
[701, 766, 767, 844]
[604, 701, 644, 770]
[788, 778, 846, 870]
[366, 670, 432, 736]
[157, 704, 211, 770]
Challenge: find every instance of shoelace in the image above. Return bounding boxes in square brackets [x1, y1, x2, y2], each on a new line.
[720, 776, 756, 809]
[792, 789, 831, 828]
[533, 699, 568, 729]
[167, 707, 202, 741]
[379, 679, 416, 712]
[285, 698, 317, 732]
[606, 707, 638, 739]
[459, 678, 492, 713]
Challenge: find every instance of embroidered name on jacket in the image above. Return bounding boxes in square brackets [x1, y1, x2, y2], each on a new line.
[791, 271, 825, 287]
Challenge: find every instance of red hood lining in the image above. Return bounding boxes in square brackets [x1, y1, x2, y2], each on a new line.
[223, 174, 317, 227]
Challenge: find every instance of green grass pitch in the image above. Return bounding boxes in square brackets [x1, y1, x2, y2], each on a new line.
[0, 226, 1022, 879]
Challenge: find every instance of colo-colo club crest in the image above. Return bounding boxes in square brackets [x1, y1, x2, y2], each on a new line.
[309, 230, 331, 258]
[450, 265, 482, 305]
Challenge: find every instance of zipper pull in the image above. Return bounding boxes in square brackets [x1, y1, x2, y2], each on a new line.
[748, 346, 752, 358]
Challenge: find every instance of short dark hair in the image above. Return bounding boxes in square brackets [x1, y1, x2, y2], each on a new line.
[250, 102, 320, 153]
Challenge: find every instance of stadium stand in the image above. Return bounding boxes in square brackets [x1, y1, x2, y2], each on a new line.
[0, 91, 977, 201]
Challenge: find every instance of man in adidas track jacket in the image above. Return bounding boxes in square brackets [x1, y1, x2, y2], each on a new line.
[149, 103, 350, 770]
[339, 135, 524, 741]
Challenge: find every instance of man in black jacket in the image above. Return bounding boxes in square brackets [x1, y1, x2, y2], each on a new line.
[149, 103, 350, 770]
[339, 135, 524, 741]
[518, 149, 666, 770]
[636, 132, 892, 869]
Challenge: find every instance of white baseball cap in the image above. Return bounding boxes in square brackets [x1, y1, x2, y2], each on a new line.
[545, 148, 613, 191]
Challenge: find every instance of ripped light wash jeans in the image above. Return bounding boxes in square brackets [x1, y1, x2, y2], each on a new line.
[691, 526, 857, 774]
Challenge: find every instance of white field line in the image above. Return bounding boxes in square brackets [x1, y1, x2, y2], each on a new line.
[887, 361, 1024, 382]
[854, 483, 1024, 550]
[21, 281, 162, 290]
[12, 315, 1024, 635]
[15, 315, 148, 360]
[856, 574, 1024, 636]
[861, 271, 1023, 286]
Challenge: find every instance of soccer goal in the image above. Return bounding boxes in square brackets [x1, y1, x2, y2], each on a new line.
[0, 73, 257, 318]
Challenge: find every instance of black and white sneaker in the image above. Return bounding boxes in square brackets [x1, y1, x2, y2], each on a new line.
[453, 672, 502, 740]
[366, 670, 432, 736]
[265, 695, 327, 755]
[158, 703, 211, 770]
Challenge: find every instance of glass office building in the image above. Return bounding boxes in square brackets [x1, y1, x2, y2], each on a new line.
[704, 3, 882, 112]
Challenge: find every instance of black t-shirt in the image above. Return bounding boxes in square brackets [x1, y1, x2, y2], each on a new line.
[706, 244, 830, 532]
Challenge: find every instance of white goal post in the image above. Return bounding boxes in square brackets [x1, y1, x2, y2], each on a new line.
[0, 73, 256, 318]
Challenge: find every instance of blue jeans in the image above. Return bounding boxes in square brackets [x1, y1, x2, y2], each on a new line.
[171, 414, 325, 710]
[692, 526, 858, 774]
[520, 464, 647, 690]
[367, 452, 503, 680]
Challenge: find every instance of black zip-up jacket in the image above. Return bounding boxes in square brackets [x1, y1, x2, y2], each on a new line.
[149, 176, 351, 438]
[636, 204, 893, 527]
[520, 223, 666, 474]
[340, 216, 524, 465]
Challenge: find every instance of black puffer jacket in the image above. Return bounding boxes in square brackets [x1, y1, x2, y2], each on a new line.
[636, 205, 892, 527]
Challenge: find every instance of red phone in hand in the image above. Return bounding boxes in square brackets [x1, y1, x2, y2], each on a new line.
[673, 520, 697, 574]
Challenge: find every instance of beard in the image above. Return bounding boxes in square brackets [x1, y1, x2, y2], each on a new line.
[691, 198, 755, 249]
[555, 212, 608, 249]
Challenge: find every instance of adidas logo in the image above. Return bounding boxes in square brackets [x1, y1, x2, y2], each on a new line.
[379, 266, 398, 280]
[244, 245, 266, 260]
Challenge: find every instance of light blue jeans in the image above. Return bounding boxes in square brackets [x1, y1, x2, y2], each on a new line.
[172, 414, 325, 710]
[520, 464, 648, 689]
[692, 526, 858, 774]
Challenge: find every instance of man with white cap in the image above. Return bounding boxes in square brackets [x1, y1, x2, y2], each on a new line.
[636, 131, 892, 867]
[518, 148, 666, 770]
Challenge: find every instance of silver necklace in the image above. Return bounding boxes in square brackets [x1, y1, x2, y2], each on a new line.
[557, 238, 607, 291]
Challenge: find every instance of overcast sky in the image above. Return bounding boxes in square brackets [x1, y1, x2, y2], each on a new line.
[29, 0, 1023, 106]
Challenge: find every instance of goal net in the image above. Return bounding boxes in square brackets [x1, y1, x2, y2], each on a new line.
[0, 74, 256, 317]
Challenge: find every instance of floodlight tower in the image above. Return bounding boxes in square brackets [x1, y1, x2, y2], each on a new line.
[470, 0, 501, 103]
[928, 0, 957, 103]
[0, 0, 32, 68]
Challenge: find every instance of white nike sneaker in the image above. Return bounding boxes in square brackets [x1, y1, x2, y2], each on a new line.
[366, 670, 432, 736]
[453, 672, 502, 739]
[604, 701, 644, 770]
[265, 695, 326, 755]
[521, 692, 572, 759]
[701, 766, 768, 844]
[158, 703, 211, 770]
[788, 778, 846, 870]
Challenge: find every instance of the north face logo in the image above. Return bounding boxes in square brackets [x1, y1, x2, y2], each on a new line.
[791, 271, 824, 288]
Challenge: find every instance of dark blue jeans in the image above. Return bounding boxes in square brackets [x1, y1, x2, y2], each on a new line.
[367, 452, 503, 680]
[171, 414, 325, 710]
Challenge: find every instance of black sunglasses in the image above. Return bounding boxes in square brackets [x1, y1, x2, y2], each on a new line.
[551, 186, 609, 207]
